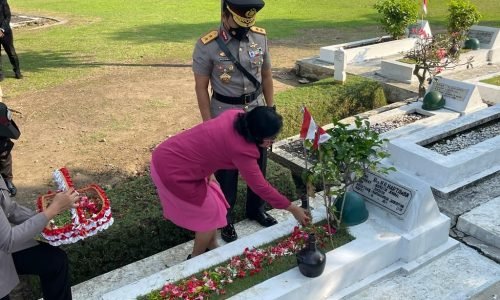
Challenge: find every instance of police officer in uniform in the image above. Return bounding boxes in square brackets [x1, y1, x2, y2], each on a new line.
[192, 0, 277, 243]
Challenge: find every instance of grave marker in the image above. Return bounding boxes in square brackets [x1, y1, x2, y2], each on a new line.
[407, 20, 432, 38]
[427, 77, 486, 114]
[354, 171, 414, 217]
[468, 25, 500, 49]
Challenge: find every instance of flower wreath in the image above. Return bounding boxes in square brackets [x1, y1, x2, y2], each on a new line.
[37, 167, 114, 246]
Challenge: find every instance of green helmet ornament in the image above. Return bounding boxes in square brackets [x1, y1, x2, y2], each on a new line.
[464, 38, 480, 50]
[422, 91, 445, 110]
[335, 191, 369, 226]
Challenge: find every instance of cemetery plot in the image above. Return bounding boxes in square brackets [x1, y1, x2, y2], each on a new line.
[425, 118, 499, 155]
[388, 105, 500, 197]
[271, 102, 459, 177]
[378, 48, 494, 85]
[103, 178, 454, 300]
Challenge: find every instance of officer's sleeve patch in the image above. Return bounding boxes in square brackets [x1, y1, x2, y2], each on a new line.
[250, 26, 266, 35]
[200, 30, 218, 44]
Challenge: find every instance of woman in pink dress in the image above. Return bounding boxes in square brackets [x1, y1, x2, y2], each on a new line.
[151, 107, 310, 258]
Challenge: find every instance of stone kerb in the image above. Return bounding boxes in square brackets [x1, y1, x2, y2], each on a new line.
[270, 101, 460, 178]
[465, 71, 500, 105]
[387, 104, 500, 198]
[456, 196, 500, 249]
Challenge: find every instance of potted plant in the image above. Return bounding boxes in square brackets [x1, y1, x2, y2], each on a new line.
[374, 0, 419, 40]
[447, 0, 481, 46]
[303, 117, 394, 231]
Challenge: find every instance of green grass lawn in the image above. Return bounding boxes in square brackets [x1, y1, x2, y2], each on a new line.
[7, 0, 500, 96]
[480, 75, 500, 86]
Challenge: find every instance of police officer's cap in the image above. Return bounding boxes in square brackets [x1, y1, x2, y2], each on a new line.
[0, 103, 20, 139]
[225, 0, 265, 28]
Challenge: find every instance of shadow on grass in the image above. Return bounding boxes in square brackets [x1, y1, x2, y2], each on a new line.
[107, 17, 381, 47]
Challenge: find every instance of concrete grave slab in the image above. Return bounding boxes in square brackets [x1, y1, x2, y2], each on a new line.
[338, 243, 500, 300]
[319, 37, 418, 65]
[227, 167, 453, 300]
[465, 71, 500, 105]
[428, 76, 487, 114]
[468, 25, 500, 49]
[457, 196, 500, 248]
[387, 104, 500, 197]
[377, 48, 492, 85]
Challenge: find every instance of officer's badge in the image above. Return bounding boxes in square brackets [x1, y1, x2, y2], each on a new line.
[220, 72, 231, 83]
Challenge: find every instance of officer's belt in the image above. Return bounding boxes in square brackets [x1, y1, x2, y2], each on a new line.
[213, 87, 262, 105]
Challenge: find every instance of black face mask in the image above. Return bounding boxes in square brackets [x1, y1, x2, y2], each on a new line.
[228, 26, 249, 41]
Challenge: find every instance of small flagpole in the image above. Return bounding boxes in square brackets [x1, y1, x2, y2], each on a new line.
[301, 105, 311, 215]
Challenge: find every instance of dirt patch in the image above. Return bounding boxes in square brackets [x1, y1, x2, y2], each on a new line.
[6, 25, 382, 206]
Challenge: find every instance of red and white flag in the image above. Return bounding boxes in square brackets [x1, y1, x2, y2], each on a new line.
[299, 107, 317, 140]
[313, 126, 331, 149]
[422, 0, 428, 14]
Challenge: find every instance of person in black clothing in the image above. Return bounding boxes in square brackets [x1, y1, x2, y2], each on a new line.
[0, 103, 20, 196]
[0, 0, 22, 81]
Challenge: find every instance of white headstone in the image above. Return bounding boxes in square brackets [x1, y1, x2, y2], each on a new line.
[427, 77, 486, 114]
[333, 48, 347, 83]
[408, 20, 432, 39]
[467, 25, 500, 49]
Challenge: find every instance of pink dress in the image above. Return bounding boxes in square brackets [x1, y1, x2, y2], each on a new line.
[151, 109, 290, 232]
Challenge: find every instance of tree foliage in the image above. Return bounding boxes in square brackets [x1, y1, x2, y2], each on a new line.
[374, 0, 419, 39]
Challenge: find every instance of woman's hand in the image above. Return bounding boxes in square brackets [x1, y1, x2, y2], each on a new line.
[286, 203, 311, 226]
[43, 189, 80, 220]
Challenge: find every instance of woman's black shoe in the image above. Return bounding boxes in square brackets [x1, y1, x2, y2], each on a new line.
[221, 223, 238, 243]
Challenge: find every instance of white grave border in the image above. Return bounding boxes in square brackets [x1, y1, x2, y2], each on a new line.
[387, 104, 500, 197]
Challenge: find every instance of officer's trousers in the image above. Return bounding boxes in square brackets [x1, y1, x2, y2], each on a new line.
[0, 30, 20, 74]
[215, 146, 267, 224]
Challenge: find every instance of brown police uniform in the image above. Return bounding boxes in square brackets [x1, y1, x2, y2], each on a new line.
[192, 24, 271, 117]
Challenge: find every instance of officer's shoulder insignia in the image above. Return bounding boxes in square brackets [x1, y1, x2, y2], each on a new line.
[250, 26, 266, 35]
[200, 30, 218, 45]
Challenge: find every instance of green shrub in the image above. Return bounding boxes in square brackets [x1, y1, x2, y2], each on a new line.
[275, 75, 387, 139]
[62, 161, 296, 285]
[374, 0, 419, 39]
[447, 0, 481, 42]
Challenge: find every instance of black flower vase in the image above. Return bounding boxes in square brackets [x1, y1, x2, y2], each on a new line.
[296, 233, 326, 277]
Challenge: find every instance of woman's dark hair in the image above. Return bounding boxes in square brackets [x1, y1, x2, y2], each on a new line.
[234, 106, 283, 144]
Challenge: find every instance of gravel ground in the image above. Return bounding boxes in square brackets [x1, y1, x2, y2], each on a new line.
[425, 119, 500, 155]
[370, 113, 427, 134]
